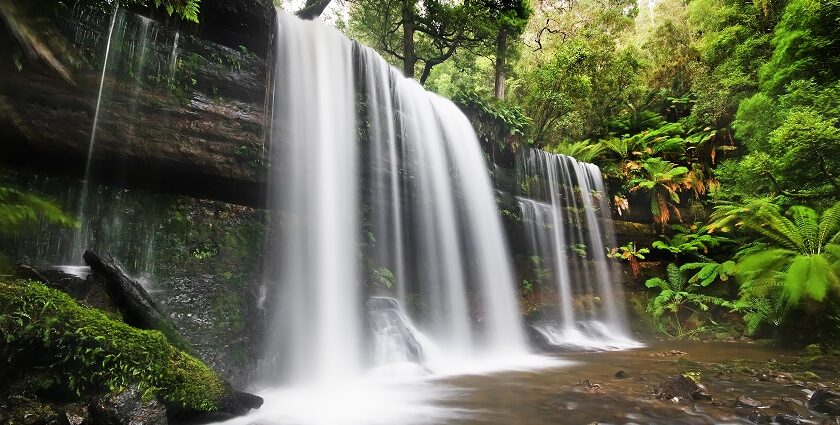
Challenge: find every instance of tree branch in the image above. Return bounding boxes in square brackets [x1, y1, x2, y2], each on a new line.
[531, 18, 562, 51]
[763, 172, 836, 200]
[418, 30, 463, 84]
[296, 0, 333, 20]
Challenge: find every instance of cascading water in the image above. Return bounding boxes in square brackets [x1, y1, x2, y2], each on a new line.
[236, 11, 557, 425]
[65, 9, 178, 280]
[518, 149, 639, 350]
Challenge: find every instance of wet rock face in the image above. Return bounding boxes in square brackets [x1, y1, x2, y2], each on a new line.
[0, 1, 271, 206]
[89, 387, 167, 425]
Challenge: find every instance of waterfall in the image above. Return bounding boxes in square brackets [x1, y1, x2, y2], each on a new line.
[66, 9, 176, 279]
[519, 149, 639, 350]
[261, 11, 534, 390]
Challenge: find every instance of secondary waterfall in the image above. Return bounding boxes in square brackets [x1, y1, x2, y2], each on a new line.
[65, 9, 177, 277]
[261, 11, 531, 389]
[518, 149, 638, 350]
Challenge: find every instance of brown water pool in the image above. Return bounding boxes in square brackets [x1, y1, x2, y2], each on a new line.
[439, 340, 832, 424]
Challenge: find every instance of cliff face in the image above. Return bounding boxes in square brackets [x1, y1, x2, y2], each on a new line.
[0, 0, 277, 386]
[0, 0, 274, 205]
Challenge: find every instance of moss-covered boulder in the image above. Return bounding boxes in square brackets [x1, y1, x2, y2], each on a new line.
[0, 280, 259, 420]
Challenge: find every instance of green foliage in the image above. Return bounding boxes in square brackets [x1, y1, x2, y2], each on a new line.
[516, 28, 644, 145]
[371, 266, 395, 289]
[628, 158, 689, 229]
[759, 0, 840, 95]
[607, 242, 649, 277]
[645, 264, 734, 337]
[0, 185, 77, 233]
[651, 224, 732, 261]
[454, 90, 531, 138]
[0, 280, 228, 411]
[712, 200, 840, 332]
[545, 141, 605, 163]
[348, 0, 531, 84]
[681, 260, 737, 287]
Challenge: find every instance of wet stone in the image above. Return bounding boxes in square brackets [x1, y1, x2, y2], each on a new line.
[774, 414, 804, 425]
[63, 404, 89, 425]
[655, 375, 712, 403]
[736, 396, 768, 409]
[771, 397, 810, 418]
[748, 410, 771, 424]
[810, 389, 840, 416]
[90, 387, 167, 425]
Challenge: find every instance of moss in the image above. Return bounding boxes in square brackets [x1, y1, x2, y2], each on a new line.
[212, 293, 245, 334]
[0, 280, 228, 412]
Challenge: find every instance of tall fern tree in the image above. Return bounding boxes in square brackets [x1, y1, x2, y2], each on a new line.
[712, 200, 840, 336]
[628, 158, 689, 230]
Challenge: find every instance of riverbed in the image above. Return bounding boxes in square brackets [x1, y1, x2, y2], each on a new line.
[221, 340, 838, 425]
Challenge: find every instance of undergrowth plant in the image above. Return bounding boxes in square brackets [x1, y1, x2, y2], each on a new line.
[645, 263, 734, 337]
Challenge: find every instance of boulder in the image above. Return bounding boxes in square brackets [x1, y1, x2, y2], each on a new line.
[771, 397, 810, 418]
[655, 375, 712, 403]
[773, 414, 804, 425]
[89, 387, 167, 425]
[63, 404, 90, 425]
[366, 297, 424, 364]
[809, 389, 840, 416]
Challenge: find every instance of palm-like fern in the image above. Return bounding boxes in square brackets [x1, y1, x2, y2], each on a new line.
[628, 158, 689, 230]
[0, 185, 77, 232]
[652, 224, 733, 261]
[546, 140, 606, 163]
[717, 200, 840, 329]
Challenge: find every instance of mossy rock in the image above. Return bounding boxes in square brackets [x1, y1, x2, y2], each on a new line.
[0, 280, 229, 413]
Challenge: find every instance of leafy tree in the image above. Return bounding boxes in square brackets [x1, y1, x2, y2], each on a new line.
[347, 0, 527, 84]
[480, 0, 531, 99]
[758, 0, 840, 95]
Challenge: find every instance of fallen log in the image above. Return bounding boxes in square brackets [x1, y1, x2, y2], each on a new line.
[82, 249, 190, 350]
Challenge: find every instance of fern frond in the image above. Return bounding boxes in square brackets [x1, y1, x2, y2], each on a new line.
[818, 202, 840, 247]
[789, 206, 819, 254]
[666, 263, 686, 290]
[784, 255, 830, 304]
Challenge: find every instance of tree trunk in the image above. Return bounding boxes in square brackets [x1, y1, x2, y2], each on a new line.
[83, 250, 190, 351]
[494, 27, 508, 99]
[296, 0, 333, 20]
[402, 0, 417, 79]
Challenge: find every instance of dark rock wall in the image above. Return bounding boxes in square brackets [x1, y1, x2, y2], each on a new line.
[0, 0, 273, 205]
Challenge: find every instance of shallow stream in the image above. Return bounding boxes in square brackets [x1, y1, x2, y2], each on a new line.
[221, 340, 836, 425]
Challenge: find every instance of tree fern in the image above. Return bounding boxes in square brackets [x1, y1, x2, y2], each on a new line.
[729, 200, 840, 331]
[818, 202, 840, 247]
[0, 185, 77, 232]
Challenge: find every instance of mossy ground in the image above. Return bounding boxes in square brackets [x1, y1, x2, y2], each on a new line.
[0, 280, 229, 413]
